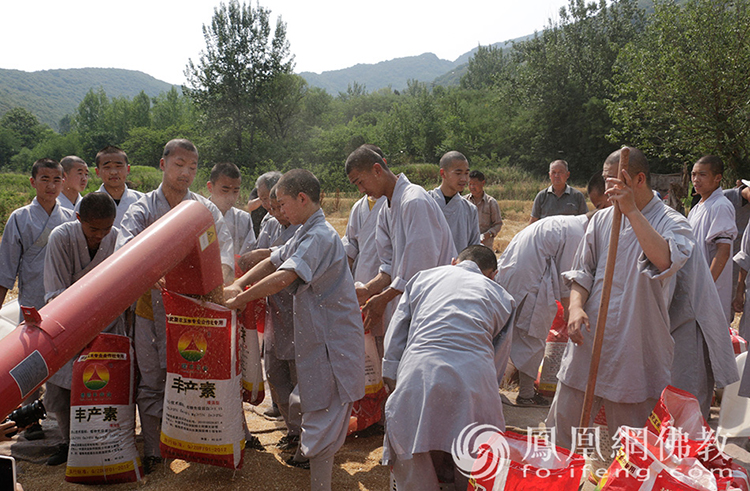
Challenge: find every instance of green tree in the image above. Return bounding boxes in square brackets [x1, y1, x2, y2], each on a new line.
[608, 0, 750, 177]
[461, 45, 510, 90]
[512, 0, 644, 176]
[0, 107, 47, 149]
[185, 0, 294, 166]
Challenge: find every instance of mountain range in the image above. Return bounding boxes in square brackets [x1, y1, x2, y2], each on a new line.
[0, 37, 518, 131]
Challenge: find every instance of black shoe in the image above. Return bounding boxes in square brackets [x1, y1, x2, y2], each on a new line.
[246, 434, 264, 451]
[262, 404, 282, 420]
[46, 443, 68, 466]
[24, 422, 45, 441]
[276, 434, 300, 451]
[515, 393, 550, 407]
[143, 455, 163, 474]
[285, 455, 310, 469]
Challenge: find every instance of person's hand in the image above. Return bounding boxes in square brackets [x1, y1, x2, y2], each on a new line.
[225, 292, 249, 311]
[246, 197, 262, 212]
[383, 377, 396, 393]
[605, 169, 637, 216]
[733, 291, 745, 313]
[355, 284, 372, 306]
[223, 284, 243, 303]
[567, 306, 590, 346]
[0, 420, 18, 442]
[361, 294, 386, 332]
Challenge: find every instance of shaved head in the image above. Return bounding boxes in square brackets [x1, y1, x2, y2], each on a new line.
[439, 151, 468, 170]
[605, 147, 650, 187]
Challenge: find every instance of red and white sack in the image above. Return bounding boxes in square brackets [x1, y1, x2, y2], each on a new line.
[160, 291, 244, 469]
[645, 385, 749, 491]
[348, 332, 387, 434]
[536, 301, 568, 397]
[731, 328, 747, 355]
[66, 333, 142, 483]
[599, 427, 721, 491]
[239, 315, 265, 405]
[468, 429, 585, 491]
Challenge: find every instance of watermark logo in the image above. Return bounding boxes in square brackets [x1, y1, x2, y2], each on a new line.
[451, 423, 508, 480]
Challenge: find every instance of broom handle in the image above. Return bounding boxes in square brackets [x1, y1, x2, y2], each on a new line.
[579, 147, 630, 428]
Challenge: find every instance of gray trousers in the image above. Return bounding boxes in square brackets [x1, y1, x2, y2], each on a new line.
[545, 382, 658, 451]
[264, 348, 301, 436]
[671, 321, 714, 419]
[134, 290, 167, 457]
[289, 384, 353, 491]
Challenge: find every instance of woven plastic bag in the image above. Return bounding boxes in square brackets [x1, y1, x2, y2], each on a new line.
[66, 333, 142, 483]
[467, 429, 585, 490]
[160, 291, 245, 469]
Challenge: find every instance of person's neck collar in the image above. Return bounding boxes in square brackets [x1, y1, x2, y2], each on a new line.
[162, 184, 189, 209]
[699, 186, 720, 202]
[105, 184, 126, 200]
[62, 188, 79, 204]
[37, 196, 57, 215]
[439, 184, 457, 198]
[635, 188, 655, 211]
[551, 183, 567, 196]
[383, 172, 399, 201]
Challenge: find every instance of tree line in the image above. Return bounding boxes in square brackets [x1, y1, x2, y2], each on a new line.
[1, 0, 749, 191]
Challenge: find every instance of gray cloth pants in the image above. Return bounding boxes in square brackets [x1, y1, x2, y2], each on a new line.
[671, 321, 714, 419]
[289, 384, 353, 491]
[545, 382, 658, 451]
[45, 383, 71, 444]
[264, 348, 300, 437]
[134, 290, 167, 457]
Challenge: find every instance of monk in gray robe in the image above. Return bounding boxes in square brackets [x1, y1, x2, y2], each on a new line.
[345, 145, 456, 333]
[382, 245, 514, 491]
[224, 170, 364, 491]
[546, 148, 693, 450]
[428, 151, 480, 252]
[670, 239, 739, 418]
[44, 193, 125, 465]
[497, 173, 609, 407]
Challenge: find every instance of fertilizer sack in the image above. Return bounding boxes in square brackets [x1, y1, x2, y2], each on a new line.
[160, 291, 245, 469]
[66, 333, 142, 483]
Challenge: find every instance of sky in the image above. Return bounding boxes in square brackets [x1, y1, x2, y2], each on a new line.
[0, 0, 571, 86]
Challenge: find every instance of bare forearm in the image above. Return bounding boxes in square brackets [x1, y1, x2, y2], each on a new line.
[625, 209, 671, 272]
[235, 270, 297, 305]
[238, 248, 271, 272]
[569, 283, 589, 312]
[709, 243, 731, 282]
[364, 272, 392, 297]
[738, 268, 748, 296]
[237, 258, 277, 289]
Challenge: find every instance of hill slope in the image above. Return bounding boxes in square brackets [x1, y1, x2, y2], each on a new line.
[0, 68, 176, 130]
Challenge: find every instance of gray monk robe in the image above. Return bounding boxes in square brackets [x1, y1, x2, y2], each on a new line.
[669, 240, 739, 418]
[375, 175, 456, 324]
[382, 261, 515, 465]
[428, 187, 481, 253]
[223, 206, 256, 255]
[0, 198, 75, 321]
[734, 221, 750, 340]
[558, 197, 693, 404]
[496, 215, 587, 379]
[44, 220, 126, 390]
[270, 208, 365, 414]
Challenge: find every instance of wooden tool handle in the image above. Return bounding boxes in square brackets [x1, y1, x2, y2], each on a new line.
[579, 147, 630, 428]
